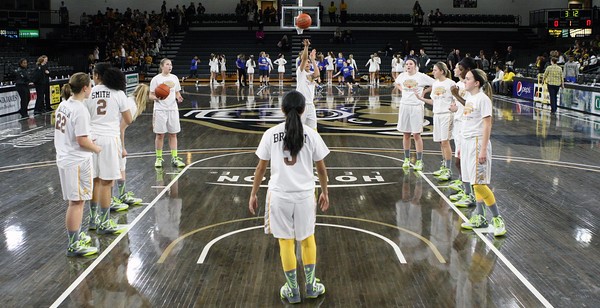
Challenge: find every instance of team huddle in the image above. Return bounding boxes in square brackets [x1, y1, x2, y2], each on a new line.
[54, 40, 505, 304]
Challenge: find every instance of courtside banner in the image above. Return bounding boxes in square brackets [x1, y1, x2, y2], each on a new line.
[513, 79, 535, 101]
[0, 90, 20, 116]
[125, 73, 139, 95]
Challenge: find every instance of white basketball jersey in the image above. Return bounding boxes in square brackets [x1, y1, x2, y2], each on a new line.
[54, 98, 94, 168]
[86, 84, 129, 137]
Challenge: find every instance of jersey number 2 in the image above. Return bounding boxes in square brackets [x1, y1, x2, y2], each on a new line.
[96, 99, 107, 115]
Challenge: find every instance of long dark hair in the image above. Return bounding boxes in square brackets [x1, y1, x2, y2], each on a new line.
[93, 63, 126, 91]
[282, 90, 306, 157]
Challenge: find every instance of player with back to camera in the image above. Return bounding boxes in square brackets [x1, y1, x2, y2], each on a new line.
[86, 63, 132, 233]
[296, 39, 320, 130]
[115, 84, 149, 206]
[55, 73, 101, 256]
[249, 90, 330, 304]
[455, 69, 506, 237]
[150, 58, 186, 169]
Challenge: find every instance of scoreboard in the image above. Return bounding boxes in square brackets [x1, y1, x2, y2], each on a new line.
[547, 9, 592, 29]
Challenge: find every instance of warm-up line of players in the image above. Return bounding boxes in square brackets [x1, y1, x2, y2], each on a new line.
[54, 59, 185, 257]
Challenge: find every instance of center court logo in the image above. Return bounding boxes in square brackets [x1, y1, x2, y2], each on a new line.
[208, 170, 395, 188]
[181, 104, 433, 137]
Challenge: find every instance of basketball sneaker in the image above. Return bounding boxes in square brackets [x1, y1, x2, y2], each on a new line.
[461, 214, 489, 230]
[67, 239, 98, 257]
[154, 157, 164, 168]
[306, 278, 326, 299]
[97, 219, 128, 235]
[413, 160, 424, 171]
[449, 190, 465, 201]
[110, 197, 129, 212]
[88, 213, 99, 230]
[120, 191, 142, 206]
[280, 282, 301, 304]
[172, 156, 186, 168]
[454, 194, 475, 208]
[402, 158, 411, 169]
[492, 216, 507, 236]
[432, 163, 445, 176]
[448, 180, 464, 191]
[79, 231, 91, 245]
[436, 168, 452, 182]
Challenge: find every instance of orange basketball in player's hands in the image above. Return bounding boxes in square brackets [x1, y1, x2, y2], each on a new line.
[155, 83, 170, 100]
[296, 13, 312, 29]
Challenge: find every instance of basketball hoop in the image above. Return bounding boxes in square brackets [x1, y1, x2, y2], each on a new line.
[295, 27, 303, 35]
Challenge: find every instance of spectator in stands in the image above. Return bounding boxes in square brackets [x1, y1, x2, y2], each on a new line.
[60, 1, 69, 25]
[189, 56, 200, 79]
[343, 29, 353, 44]
[535, 53, 548, 74]
[405, 50, 418, 62]
[478, 50, 490, 72]
[278, 35, 290, 51]
[339, 0, 348, 24]
[318, 2, 324, 23]
[15, 58, 32, 118]
[256, 27, 265, 44]
[328, 2, 337, 24]
[33, 55, 51, 114]
[120, 44, 127, 69]
[93, 46, 100, 63]
[563, 55, 580, 83]
[435, 8, 443, 23]
[542, 57, 564, 114]
[490, 50, 500, 69]
[197, 2, 206, 23]
[428, 10, 435, 25]
[412, 1, 424, 26]
[333, 27, 342, 44]
[491, 64, 504, 94]
[247, 8, 255, 30]
[380, 42, 393, 57]
[500, 67, 515, 95]
[418, 49, 430, 73]
[447, 49, 460, 70]
[505, 46, 515, 68]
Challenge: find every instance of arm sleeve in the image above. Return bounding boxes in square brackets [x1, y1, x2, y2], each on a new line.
[311, 132, 330, 162]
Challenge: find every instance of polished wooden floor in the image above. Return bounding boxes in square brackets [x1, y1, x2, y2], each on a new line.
[0, 82, 598, 307]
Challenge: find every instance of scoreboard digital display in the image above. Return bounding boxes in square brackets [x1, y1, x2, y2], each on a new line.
[547, 9, 592, 28]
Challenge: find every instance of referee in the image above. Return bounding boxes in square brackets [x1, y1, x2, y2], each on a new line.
[542, 57, 564, 114]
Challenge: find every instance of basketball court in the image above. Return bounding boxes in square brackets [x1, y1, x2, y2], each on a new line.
[0, 81, 598, 307]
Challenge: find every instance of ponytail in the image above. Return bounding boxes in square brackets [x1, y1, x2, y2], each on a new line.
[282, 91, 306, 157]
[131, 83, 149, 120]
[61, 83, 72, 100]
[471, 69, 493, 100]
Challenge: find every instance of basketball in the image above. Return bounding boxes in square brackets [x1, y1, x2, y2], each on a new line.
[155, 83, 170, 100]
[296, 13, 312, 29]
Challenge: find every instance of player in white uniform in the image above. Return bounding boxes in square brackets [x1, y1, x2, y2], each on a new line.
[417, 62, 456, 181]
[208, 54, 219, 85]
[296, 39, 320, 130]
[325, 52, 335, 85]
[394, 58, 434, 171]
[246, 55, 256, 85]
[449, 57, 477, 207]
[249, 90, 329, 304]
[150, 58, 186, 169]
[366, 53, 379, 86]
[219, 54, 226, 85]
[273, 54, 287, 86]
[55, 73, 101, 257]
[457, 69, 506, 236]
[115, 84, 148, 206]
[86, 64, 132, 234]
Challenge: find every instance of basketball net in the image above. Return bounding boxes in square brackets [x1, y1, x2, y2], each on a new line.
[295, 26, 303, 35]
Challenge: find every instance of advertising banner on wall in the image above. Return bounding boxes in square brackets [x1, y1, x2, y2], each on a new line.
[125, 73, 139, 95]
[50, 84, 61, 105]
[512, 79, 535, 101]
[0, 90, 20, 115]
